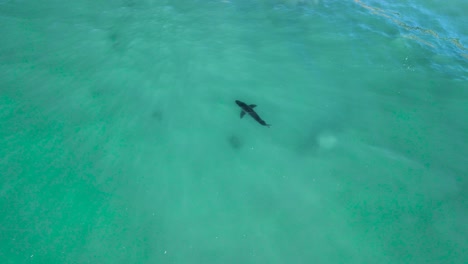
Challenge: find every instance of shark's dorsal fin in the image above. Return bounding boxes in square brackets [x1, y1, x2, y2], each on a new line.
[240, 111, 246, 118]
[249, 104, 257, 108]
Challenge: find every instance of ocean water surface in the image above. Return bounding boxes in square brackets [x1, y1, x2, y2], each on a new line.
[1, 0, 467, 263]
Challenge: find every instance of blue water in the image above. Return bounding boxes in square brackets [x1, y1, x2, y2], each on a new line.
[1, 0, 467, 263]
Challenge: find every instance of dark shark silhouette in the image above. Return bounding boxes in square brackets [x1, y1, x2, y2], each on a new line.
[235, 100, 271, 128]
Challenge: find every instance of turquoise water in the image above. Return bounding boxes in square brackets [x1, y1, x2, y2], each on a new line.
[1, 0, 467, 263]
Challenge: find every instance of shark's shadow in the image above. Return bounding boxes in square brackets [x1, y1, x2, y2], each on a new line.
[227, 135, 243, 150]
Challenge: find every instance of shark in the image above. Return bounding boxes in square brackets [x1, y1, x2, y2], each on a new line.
[235, 100, 271, 128]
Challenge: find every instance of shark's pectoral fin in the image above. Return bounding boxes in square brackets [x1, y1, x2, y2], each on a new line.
[249, 104, 257, 108]
[240, 111, 246, 118]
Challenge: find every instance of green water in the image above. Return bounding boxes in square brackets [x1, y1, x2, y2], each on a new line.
[1, 0, 467, 263]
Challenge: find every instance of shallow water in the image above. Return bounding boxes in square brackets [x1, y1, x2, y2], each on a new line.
[1, 0, 467, 263]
